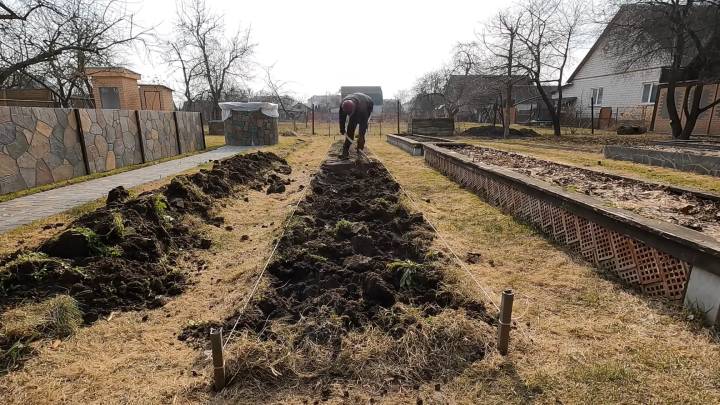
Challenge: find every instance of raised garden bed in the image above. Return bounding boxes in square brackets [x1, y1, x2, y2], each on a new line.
[424, 142, 720, 325]
[386, 134, 454, 156]
[604, 144, 720, 177]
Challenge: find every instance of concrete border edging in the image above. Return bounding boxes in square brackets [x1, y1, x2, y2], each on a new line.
[604, 145, 720, 177]
[386, 134, 424, 156]
[424, 142, 720, 324]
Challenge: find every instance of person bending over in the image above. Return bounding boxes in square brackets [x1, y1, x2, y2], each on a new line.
[338, 92, 373, 159]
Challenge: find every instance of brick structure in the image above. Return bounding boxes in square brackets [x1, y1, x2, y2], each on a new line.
[422, 142, 720, 324]
[87, 67, 143, 110]
[652, 82, 720, 136]
[86, 67, 174, 112]
[139, 84, 174, 111]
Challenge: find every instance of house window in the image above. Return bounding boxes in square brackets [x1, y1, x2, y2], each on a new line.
[641, 82, 659, 104]
[591, 88, 603, 105]
[99, 87, 120, 109]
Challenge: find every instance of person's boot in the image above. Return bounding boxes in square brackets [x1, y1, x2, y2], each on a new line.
[340, 147, 350, 159]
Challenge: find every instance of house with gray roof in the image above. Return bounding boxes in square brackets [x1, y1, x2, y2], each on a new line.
[340, 86, 383, 113]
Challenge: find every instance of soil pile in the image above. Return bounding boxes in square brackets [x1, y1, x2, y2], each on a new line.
[460, 125, 539, 138]
[183, 145, 494, 398]
[0, 151, 291, 373]
[450, 145, 720, 241]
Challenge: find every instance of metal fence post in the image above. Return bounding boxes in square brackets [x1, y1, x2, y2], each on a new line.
[497, 289, 514, 355]
[73, 108, 92, 175]
[397, 99, 401, 134]
[172, 111, 182, 154]
[134, 110, 147, 163]
[591, 97, 595, 135]
[311, 103, 315, 135]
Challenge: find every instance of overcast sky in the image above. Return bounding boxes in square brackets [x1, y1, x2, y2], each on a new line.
[131, 0, 586, 102]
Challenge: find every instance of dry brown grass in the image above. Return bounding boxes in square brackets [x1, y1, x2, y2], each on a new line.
[366, 136, 720, 404]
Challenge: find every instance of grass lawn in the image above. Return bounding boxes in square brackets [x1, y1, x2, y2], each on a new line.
[368, 136, 720, 403]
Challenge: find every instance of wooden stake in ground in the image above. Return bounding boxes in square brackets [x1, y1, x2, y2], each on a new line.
[210, 327, 226, 390]
[497, 289, 514, 355]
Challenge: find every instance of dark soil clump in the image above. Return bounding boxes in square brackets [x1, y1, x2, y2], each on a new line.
[460, 125, 539, 138]
[0, 151, 291, 374]
[182, 145, 494, 395]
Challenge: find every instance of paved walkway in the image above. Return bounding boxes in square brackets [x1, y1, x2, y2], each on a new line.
[0, 146, 251, 234]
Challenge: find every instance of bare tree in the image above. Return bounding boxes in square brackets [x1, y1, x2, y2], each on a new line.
[604, 0, 720, 139]
[174, 0, 255, 120]
[263, 65, 301, 130]
[0, 0, 143, 88]
[162, 38, 204, 110]
[0, 0, 46, 20]
[514, 0, 590, 136]
[482, 9, 526, 138]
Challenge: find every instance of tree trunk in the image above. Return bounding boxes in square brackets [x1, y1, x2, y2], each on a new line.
[665, 82, 684, 139]
[679, 84, 704, 140]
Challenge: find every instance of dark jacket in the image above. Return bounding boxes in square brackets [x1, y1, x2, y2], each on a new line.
[339, 93, 374, 134]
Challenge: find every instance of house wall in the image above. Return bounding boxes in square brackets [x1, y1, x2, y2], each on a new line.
[560, 37, 664, 125]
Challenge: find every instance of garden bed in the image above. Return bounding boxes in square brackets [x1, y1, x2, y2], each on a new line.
[181, 144, 494, 400]
[604, 144, 720, 177]
[424, 143, 720, 324]
[386, 134, 454, 156]
[449, 145, 720, 242]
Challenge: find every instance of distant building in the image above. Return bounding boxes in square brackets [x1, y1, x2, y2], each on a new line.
[445, 75, 551, 123]
[307, 94, 341, 111]
[86, 67, 174, 111]
[340, 86, 383, 113]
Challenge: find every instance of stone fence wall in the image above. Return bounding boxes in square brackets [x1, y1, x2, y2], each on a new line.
[224, 110, 278, 146]
[0, 106, 204, 195]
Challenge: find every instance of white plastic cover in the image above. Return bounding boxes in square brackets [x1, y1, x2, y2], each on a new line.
[219, 102, 279, 120]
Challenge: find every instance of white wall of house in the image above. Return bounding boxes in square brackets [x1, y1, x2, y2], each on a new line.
[558, 36, 665, 117]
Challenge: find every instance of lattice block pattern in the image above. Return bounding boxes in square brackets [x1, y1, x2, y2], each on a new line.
[424, 148, 693, 302]
[657, 253, 691, 300]
[564, 214, 580, 245]
[593, 226, 615, 262]
[610, 232, 638, 272]
[550, 206, 567, 244]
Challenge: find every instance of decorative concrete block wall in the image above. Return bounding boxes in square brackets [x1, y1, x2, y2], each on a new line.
[176, 112, 204, 152]
[224, 110, 278, 146]
[0, 107, 85, 194]
[0, 106, 204, 195]
[80, 109, 143, 173]
[139, 110, 178, 161]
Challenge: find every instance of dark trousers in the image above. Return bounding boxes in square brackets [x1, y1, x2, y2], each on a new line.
[343, 116, 368, 154]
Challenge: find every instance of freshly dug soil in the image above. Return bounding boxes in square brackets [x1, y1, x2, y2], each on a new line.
[0, 151, 291, 373]
[182, 145, 494, 396]
[450, 145, 720, 241]
[461, 125, 539, 138]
